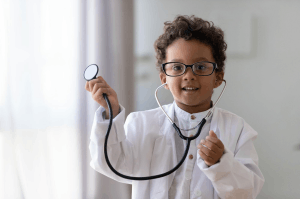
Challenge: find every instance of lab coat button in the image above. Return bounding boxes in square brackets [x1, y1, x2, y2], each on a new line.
[189, 154, 193, 159]
[191, 115, 196, 120]
[189, 134, 194, 137]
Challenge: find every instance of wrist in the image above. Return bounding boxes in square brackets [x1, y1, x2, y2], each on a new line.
[105, 106, 120, 119]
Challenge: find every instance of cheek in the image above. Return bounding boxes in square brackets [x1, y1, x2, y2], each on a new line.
[166, 79, 181, 94]
[203, 84, 213, 92]
[200, 80, 215, 94]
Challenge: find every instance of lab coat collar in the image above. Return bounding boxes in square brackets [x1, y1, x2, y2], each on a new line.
[159, 101, 218, 137]
[173, 101, 212, 123]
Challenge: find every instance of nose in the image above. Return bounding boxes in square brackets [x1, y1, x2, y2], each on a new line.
[183, 67, 196, 80]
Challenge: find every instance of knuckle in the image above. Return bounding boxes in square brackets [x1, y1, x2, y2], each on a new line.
[93, 83, 99, 90]
[205, 141, 212, 148]
[90, 79, 97, 85]
[92, 85, 98, 92]
[97, 76, 105, 82]
[204, 148, 209, 154]
[201, 152, 206, 158]
[100, 87, 108, 94]
[207, 149, 213, 155]
[95, 83, 103, 89]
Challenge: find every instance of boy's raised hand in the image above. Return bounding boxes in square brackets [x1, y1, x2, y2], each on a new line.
[197, 130, 225, 167]
[85, 76, 120, 119]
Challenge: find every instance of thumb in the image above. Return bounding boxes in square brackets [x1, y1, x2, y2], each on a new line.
[209, 130, 217, 138]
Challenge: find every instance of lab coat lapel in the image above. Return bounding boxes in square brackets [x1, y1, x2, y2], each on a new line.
[210, 107, 220, 137]
[210, 107, 235, 152]
[210, 107, 245, 153]
[149, 103, 178, 199]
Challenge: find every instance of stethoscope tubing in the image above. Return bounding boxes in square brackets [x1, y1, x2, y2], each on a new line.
[103, 95, 206, 180]
[103, 93, 206, 180]
[102, 80, 226, 180]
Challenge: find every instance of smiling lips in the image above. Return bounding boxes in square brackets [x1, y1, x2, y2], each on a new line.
[182, 87, 199, 91]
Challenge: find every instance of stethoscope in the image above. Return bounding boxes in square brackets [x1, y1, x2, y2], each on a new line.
[84, 64, 226, 181]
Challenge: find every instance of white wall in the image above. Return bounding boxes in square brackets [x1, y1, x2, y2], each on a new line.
[134, 0, 300, 198]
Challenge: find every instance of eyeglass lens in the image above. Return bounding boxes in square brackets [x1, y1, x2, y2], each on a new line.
[164, 62, 214, 76]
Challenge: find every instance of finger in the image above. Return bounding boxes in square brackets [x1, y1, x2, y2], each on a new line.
[203, 138, 221, 152]
[204, 160, 213, 167]
[198, 139, 219, 153]
[93, 87, 111, 101]
[209, 130, 218, 138]
[91, 82, 110, 95]
[85, 82, 90, 92]
[199, 149, 214, 163]
[199, 149, 206, 160]
[89, 76, 109, 91]
[205, 135, 223, 149]
[96, 76, 109, 86]
[199, 143, 217, 158]
[199, 138, 216, 150]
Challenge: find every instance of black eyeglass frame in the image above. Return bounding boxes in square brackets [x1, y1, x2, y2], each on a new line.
[161, 61, 218, 77]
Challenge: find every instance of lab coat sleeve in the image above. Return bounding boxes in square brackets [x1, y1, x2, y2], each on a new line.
[197, 122, 265, 199]
[89, 104, 136, 184]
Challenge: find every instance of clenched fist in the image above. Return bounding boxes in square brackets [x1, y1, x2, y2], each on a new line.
[197, 130, 225, 167]
[85, 76, 120, 119]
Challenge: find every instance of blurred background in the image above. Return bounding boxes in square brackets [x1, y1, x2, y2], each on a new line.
[0, 0, 299, 198]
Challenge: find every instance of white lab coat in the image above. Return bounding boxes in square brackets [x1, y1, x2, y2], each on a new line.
[89, 102, 265, 199]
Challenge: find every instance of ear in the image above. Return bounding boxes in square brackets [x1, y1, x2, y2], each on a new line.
[214, 71, 224, 88]
[159, 72, 169, 90]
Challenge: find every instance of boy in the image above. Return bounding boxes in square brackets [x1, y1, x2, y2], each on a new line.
[86, 15, 265, 199]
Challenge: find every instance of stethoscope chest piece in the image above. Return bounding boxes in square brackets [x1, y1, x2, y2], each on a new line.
[84, 64, 99, 81]
[83, 64, 226, 181]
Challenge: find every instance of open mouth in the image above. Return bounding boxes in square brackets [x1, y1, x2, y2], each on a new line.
[182, 87, 199, 91]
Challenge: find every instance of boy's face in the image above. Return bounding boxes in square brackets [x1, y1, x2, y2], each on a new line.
[159, 38, 224, 113]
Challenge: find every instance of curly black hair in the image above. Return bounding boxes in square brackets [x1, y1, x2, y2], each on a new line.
[154, 15, 227, 74]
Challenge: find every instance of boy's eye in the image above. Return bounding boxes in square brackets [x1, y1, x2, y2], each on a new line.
[194, 64, 208, 71]
[172, 64, 184, 71]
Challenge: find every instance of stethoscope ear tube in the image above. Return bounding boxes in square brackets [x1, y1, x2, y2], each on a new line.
[102, 80, 225, 180]
[172, 118, 206, 141]
[83, 64, 213, 180]
[103, 93, 201, 180]
[189, 118, 206, 141]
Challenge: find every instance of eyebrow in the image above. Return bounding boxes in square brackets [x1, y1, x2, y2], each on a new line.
[170, 57, 209, 62]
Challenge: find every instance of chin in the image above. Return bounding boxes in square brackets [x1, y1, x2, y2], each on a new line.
[181, 100, 200, 107]
[183, 98, 209, 106]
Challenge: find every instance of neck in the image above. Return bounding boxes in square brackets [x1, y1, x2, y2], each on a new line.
[175, 100, 212, 114]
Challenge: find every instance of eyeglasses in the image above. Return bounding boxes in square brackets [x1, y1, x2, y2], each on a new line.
[161, 61, 217, 77]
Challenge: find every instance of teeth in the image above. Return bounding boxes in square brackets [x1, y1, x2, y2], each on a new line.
[184, 87, 197, 90]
